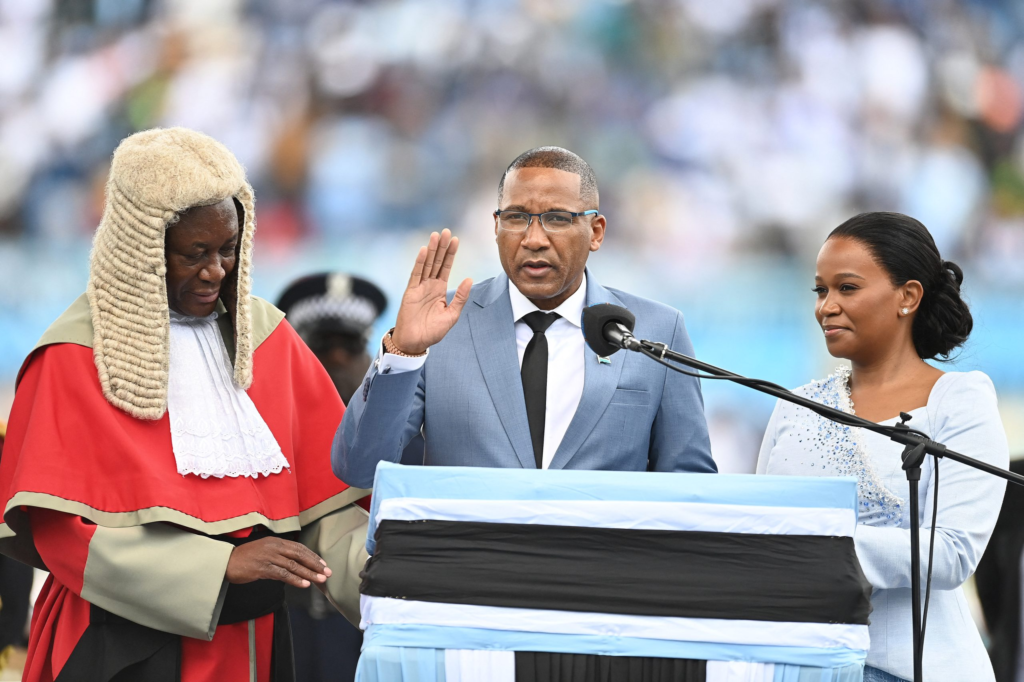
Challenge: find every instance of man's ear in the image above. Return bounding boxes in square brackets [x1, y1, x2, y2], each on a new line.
[589, 214, 606, 252]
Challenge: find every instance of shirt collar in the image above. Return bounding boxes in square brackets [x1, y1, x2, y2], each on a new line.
[508, 273, 587, 329]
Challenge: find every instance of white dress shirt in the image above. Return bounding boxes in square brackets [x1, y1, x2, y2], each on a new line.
[376, 275, 588, 469]
[507, 275, 586, 468]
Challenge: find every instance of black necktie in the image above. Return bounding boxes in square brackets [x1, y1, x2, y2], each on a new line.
[520, 311, 559, 469]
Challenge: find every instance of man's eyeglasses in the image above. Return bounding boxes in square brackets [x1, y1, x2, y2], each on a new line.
[494, 209, 598, 233]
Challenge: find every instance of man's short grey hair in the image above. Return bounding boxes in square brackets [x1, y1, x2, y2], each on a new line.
[497, 146, 599, 208]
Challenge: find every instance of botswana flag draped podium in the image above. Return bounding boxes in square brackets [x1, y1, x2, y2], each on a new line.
[356, 463, 872, 682]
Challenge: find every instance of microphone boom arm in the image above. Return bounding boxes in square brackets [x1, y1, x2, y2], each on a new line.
[583, 299, 1024, 682]
[624, 335, 1024, 682]
[632, 338, 1023, 483]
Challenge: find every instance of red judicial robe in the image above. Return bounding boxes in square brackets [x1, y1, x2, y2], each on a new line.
[0, 295, 369, 682]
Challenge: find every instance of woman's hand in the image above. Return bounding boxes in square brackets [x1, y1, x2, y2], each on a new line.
[226, 537, 332, 588]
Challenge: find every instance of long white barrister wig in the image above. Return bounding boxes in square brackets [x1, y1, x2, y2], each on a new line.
[87, 127, 257, 420]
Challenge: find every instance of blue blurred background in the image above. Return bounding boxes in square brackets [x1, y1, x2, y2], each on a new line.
[0, 0, 1022, 477]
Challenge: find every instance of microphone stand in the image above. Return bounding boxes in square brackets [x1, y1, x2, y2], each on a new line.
[619, 334, 1024, 682]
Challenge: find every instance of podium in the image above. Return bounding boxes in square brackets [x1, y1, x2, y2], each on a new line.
[355, 463, 871, 682]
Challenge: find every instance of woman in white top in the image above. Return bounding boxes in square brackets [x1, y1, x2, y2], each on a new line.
[757, 212, 1009, 682]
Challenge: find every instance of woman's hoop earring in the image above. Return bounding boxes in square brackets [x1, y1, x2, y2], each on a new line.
[901, 307, 909, 316]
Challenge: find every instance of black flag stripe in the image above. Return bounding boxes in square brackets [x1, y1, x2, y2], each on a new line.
[361, 519, 872, 625]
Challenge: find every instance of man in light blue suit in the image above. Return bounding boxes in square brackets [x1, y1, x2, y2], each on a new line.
[332, 147, 715, 488]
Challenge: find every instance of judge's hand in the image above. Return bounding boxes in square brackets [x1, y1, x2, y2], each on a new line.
[390, 229, 473, 355]
[226, 537, 332, 589]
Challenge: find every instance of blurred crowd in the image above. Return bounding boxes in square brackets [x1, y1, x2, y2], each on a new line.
[1, 0, 1023, 263]
[1, 0, 1024, 467]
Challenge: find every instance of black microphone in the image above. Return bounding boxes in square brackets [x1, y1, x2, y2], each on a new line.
[581, 303, 638, 356]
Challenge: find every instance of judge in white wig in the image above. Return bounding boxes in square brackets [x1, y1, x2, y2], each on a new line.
[0, 127, 369, 682]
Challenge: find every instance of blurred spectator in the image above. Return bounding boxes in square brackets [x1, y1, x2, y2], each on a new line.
[976, 458, 1024, 682]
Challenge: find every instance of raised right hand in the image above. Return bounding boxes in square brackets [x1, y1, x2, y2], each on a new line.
[391, 229, 473, 355]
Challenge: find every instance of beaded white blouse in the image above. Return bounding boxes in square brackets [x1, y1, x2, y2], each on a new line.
[757, 366, 906, 527]
[167, 311, 289, 479]
[757, 368, 1009, 681]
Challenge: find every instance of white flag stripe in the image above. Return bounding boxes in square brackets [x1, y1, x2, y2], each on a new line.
[361, 597, 871, 652]
[376, 498, 856, 537]
[706, 661, 776, 682]
[443, 650, 515, 682]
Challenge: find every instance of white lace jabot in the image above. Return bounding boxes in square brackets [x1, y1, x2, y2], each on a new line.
[167, 311, 289, 479]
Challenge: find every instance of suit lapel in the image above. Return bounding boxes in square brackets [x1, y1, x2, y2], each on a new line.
[468, 275, 536, 469]
[548, 275, 626, 470]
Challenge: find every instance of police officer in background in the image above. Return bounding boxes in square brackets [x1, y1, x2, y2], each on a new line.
[277, 273, 422, 682]
[278, 273, 389, 404]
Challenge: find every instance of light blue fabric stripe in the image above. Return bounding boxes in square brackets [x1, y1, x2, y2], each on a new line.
[355, 645, 446, 682]
[367, 463, 858, 553]
[354, 646, 866, 682]
[362, 624, 866, 669]
[774, 662, 865, 682]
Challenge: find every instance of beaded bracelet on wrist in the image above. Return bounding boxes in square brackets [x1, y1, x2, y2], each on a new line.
[383, 328, 427, 358]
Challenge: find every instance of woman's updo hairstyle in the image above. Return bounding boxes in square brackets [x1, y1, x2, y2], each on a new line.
[828, 212, 973, 361]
